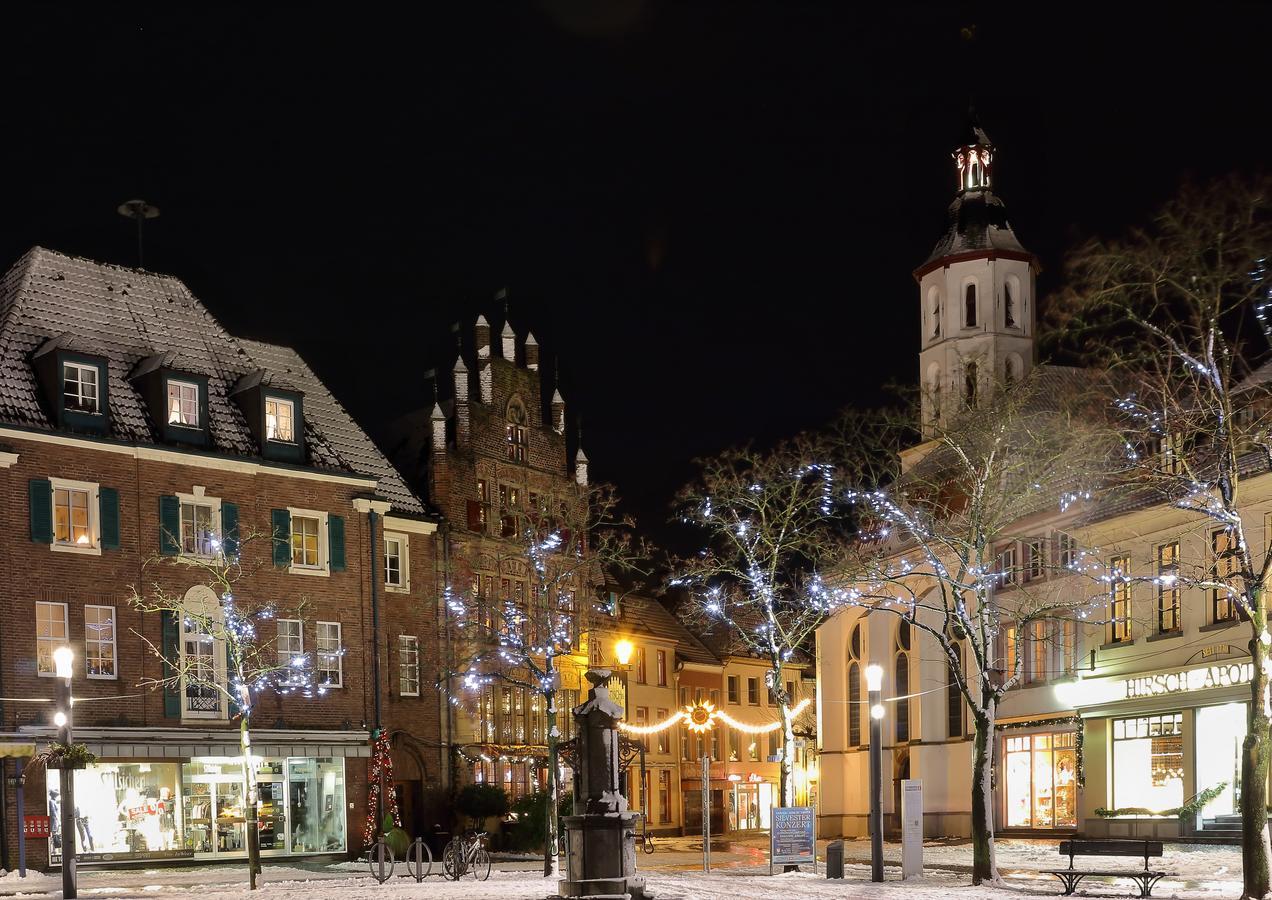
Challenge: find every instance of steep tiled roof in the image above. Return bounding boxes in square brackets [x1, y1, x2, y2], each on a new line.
[0, 247, 425, 516]
[616, 594, 719, 667]
[918, 188, 1032, 272]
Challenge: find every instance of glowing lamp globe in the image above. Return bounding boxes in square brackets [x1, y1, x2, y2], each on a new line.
[865, 663, 883, 692]
[870, 703, 886, 721]
[614, 639, 634, 666]
[53, 711, 67, 728]
[53, 646, 74, 680]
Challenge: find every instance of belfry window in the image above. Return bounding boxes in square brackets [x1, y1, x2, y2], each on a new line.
[1005, 282, 1017, 328]
[965, 283, 977, 327]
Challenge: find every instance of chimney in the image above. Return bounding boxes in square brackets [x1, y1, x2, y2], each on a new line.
[525, 331, 539, 371]
[430, 403, 447, 452]
[501, 322, 516, 362]
[575, 446, 589, 486]
[453, 358, 470, 444]
[475, 315, 491, 360]
[551, 389, 566, 435]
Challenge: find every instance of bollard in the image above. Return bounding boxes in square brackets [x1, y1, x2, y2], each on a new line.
[826, 840, 844, 879]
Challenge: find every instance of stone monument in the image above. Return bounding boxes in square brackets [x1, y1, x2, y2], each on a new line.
[553, 670, 650, 900]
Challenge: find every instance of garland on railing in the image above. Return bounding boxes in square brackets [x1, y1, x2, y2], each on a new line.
[1095, 782, 1227, 819]
[997, 715, 1085, 787]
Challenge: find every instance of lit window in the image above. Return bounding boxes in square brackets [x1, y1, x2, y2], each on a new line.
[63, 362, 99, 414]
[54, 484, 93, 547]
[1212, 529, 1244, 624]
[384, 532, 408, 589]
[727, 675, 739, 704]
[85, 605, 117, 679]
[1109, 556, 1132, 643]
[36, 601, 68, 676]
[317, 621, 342, 687]
[1054, 531, 1077, 570]
[180, 499, 218, 557]
[292, 515, 321, 568]
[747, 677, 759, 705]
[277, 619, 304, 677]
[399, 636, 419, 696]
[1158, 541, 1181, 633]
[167, 379, 199, 427]
[265, 397, 296, 442]
[1023, 539, 1045, 582]
[1112, 713, 1183, 813]
[182, 608, 223, 717]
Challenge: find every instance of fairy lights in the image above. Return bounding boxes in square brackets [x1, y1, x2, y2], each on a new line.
[616, 698, 812, 737]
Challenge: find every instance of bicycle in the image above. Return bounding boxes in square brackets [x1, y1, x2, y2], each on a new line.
[442, 830, 491, 881]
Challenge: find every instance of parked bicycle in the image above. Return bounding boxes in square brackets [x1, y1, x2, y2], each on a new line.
[442, 830, 491, 881]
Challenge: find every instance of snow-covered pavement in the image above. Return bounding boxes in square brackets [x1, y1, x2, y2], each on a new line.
[0, 839, 1249, 899]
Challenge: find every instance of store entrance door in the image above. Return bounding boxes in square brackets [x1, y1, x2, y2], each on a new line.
[1197, 703, 1245, 819]
[183, 760, 253, 857]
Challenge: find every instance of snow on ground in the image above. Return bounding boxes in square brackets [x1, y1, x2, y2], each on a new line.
[0, 839, 1250, 899]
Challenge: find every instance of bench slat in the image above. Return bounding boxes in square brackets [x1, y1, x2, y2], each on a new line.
[1059, 840, 1164, 858]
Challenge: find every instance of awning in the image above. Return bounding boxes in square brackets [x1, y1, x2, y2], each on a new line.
[15, 727, 372, 760]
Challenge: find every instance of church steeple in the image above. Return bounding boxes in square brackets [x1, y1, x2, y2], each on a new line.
[914, 116, 1038, 435]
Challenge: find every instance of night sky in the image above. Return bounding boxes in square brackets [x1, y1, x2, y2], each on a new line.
[4, 4, 1272, 545]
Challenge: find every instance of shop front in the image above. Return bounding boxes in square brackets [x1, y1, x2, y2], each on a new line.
[1002, 730, 1079, 830]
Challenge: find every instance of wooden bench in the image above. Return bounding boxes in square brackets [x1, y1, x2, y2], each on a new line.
[1041, 840, 1174, 898]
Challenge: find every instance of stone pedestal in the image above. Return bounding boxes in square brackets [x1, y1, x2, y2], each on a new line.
[553, 670, 650, 900]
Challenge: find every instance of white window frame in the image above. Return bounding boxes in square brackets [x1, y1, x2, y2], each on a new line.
[63, 361, 101, 414]
[36, 601, 69, 677]
[288, 508, 329, 575]
[179, 587, 226, 720]
[166, 378, 200, 427]
[316, 621, 342, 687]
[384, 531, 410, 592]
[277, 619, 304, 680]
[49, 476, 101, 556]
[84, 604, 118, 680]
[265, 396, 297, 443]
[399, 635, 420, 697]
[178, 489, 222, 559]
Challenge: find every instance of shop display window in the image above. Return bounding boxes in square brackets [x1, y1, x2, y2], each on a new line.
[1113, 713, 1184, 813]
[288, 758, 346, 853]
[50, 762, 186, 863]
[1003, 732, 1077, 828]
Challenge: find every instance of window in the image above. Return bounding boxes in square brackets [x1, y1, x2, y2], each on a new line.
[277, 619, 304, 678]
[748, 737, 759, 762]
[1109, 556, 1132, 643]
[1055, 532, 1077, 571]
[1023, 539, 1045, 582]
[635, 647, 646, 684]
[1002, 622, 1019, 683]
[635, 707, 649, 751]
[928, 287, 941, 338]
[658, 770, 671, 823]
[85, 605, 117, 679]
[63, 362, 99, 414]
[729, 729, 741, 761]
[265, 397, 295, 442]
[1005, 732, 1079, 828]
[506, 396, 528, 462]
[36, 601, 68, 676]
[997, 543, 1018, 587]
[384, 532, 409, 589]
[1157, 541, 1180, 633]
[52, 478, 97, 550]
[895, 621, 911, 742]
[1212, 529, 1243, 624]
[167, 379, 199, 427]
[180, 588, 223, 719]
[290, 510, 326, 571]
[1112, 713, 1184, 813]
[1028, 620, 1048, 684]
[727, 675, 739, 704]
[180, 497, 219, 557]
[1004, 280, 1017, 328]
[399, 633, 419, 696]
[786, 680, 796, 704]
[656, 709, 669, 754]
[1149, 433, 1183, 475]
[964, 282, 977, 327]
[946, 643, 962, 738]
[317, 621, 342, 687]
[747, 677, 759, 705]
[499, 485, 520, 538]
[681, 723, 692, 760]
[469, 479, 490, 533]
[768, 731, 779, 761]
[848, 662, 862, 746]
[656, 649, 667, 686]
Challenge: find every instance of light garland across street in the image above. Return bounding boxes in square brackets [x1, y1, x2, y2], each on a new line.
[617, 697, 812, 736]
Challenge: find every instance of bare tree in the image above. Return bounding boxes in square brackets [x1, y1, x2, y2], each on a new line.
[443, 483, 646, 879]
[671, 434, 849, 815]
[1053, 174, 1272, 900]
[129, 529, 322, 891]
[837, 372, 1116, 885]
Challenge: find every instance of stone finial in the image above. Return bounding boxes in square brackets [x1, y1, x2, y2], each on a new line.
[479, 364, 493, 404]
[453, 357, 469, 401]
[430, 403, 447, 451]
[475, 315, 491, 360]
[575, 446, 589, 486]
[525, 331, 539, 371]
[501, 322, 516, 361]
[552, 389, 566, 435]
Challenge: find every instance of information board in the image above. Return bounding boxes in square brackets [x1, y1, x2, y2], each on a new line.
[770, 806, 815, 867]
[901, 779, 923, 879]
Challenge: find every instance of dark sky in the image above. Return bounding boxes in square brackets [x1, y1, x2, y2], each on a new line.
[4, 3, 1272, 545]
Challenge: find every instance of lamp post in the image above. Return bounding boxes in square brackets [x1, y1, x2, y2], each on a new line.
[613, 638, 634, 718]
[53, 646, 76, 900]
[865, 663, 884, 884]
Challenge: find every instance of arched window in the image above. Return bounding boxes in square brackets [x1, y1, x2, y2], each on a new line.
[946, 640, 963, 738]
[505, 395, 528, 462]
[965, 361, 978, 408]
[848, 622, 862, 746]
[965, 282, 977, 327]
[1004, 279, 1018, 328]
[928, 287, 942, 338]
[895, 621, 911, 743]
[180, 585, 225, 720]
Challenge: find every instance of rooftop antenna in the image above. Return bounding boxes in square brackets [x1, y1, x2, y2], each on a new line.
[117, 199, 160, 268]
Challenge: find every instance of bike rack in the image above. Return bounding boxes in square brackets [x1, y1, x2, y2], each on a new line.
[406, 837, 436, 880]
[367, 838, 395, 884]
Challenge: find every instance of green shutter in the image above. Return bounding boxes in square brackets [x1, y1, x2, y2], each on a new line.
[271, 508, 291, 567]
[221, 502, 240, 559]
[161, 610, 181, 718]
[159, 495, 181, 556]
[99, 487, 120, 550]
[28, 479, 52, 543]
[329, 514, 346, 571]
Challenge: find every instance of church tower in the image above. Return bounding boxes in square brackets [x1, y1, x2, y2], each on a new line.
[914, 119, 1037, 433]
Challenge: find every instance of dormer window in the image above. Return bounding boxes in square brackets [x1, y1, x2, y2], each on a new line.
[64, 362, 100, 414]
[266, 396, 296, 442]
[167, 379, 200, 427]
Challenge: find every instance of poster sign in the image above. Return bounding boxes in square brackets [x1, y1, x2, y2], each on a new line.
[901, 779, 922, 879]
[770, 806, 815, 867]
[23, 816, 50, 839]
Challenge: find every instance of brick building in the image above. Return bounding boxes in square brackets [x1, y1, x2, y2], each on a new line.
[0, 248, 441, 869]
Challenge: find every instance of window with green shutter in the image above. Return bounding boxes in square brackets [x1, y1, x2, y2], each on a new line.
[271, 509, 291, 567]
[28, 479, 52, 543]
[221, 502, 239, 559]
[100, 487, 120, 549]
[159, 495, 181, 555]
[329, 514, 346, 571]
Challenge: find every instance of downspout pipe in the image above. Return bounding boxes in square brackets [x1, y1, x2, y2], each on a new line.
[369, 507, 383, 732]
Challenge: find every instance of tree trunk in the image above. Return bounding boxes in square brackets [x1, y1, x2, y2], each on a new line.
[544, 669, 561, 879]
[1243, 606, 1272, 900]
[241, 718, 261, 891]
[970, 702, 998, 887]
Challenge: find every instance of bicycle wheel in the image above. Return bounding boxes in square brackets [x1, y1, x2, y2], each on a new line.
[442, 838, 462, 880]
[471, 846, 492, 881]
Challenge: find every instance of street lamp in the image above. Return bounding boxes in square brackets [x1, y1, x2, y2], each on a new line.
[865, 663, 884, 884]
[614, 639, 634, 667]
[53, 646, 77, 900]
